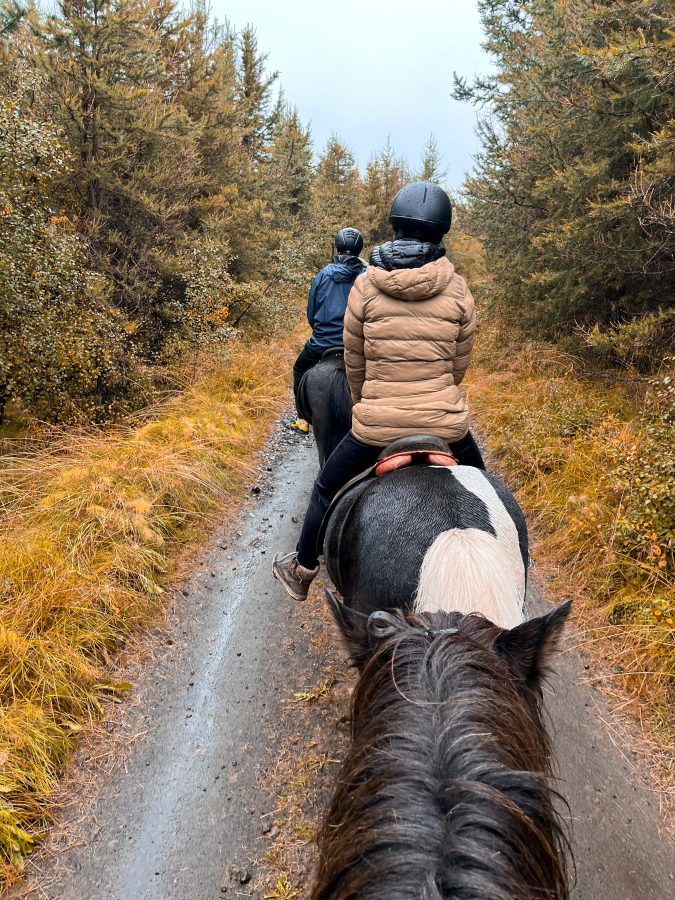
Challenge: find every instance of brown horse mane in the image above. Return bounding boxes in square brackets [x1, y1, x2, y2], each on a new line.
[313, 610, 570, 899]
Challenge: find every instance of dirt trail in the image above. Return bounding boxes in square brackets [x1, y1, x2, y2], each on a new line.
[15, 424, 674, 899]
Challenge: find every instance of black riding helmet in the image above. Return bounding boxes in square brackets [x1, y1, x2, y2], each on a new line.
[389, 182, 452, 241]
[334, 227, 364, 256]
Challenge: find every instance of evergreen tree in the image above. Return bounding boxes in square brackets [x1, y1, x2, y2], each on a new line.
[37, 0, 202, 352]
[237, 26, 278, 157]
[310, 133, 364, 256]
[266, 104, 313, 221]
[0, 46, 129, 422]
[316, 134, 359, 193]
[454, 0, 674, 339]
[418, 134, 446, 184]
[362, 139, 409, 245]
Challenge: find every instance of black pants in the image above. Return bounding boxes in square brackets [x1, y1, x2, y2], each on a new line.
[292, 344, 323, 404]
[448, 430, 485, 470]
[296, 429, 486, 569]
[296, 432, 380, 568]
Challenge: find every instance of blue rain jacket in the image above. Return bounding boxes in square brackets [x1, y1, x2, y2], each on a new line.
[306, 255, 365, 352]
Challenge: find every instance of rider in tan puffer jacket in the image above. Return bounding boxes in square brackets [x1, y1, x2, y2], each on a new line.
[344, 255, 476, 447]
[273, 182, 484, 602]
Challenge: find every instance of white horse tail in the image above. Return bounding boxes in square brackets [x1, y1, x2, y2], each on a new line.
[413, 527, 525, 630]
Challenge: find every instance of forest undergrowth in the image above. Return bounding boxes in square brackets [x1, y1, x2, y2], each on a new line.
[468, 329, 674, 782]
[0, 332, 299, 886]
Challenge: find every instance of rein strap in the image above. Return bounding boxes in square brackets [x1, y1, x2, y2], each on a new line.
[367, 611, 407, 638]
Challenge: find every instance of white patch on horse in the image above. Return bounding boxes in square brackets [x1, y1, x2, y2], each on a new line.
[414, 467, 525, 629]
[450, 466, 525, 594]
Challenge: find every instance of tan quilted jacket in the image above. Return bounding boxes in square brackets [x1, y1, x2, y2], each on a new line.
[343, 256, 476, 447]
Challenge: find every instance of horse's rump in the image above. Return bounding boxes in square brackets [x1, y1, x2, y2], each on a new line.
[295, 369, 314, 423]
[414, 466, 527, 627]
[323, 465, 528, 622]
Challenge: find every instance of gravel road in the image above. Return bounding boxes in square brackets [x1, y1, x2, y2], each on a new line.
[16, 425, 674, 900]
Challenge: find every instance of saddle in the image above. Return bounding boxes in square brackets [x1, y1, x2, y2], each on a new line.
[374, 434, 457, 476]
[316, 435, 456, 555]
[320, 346, 344, 361]
[296, 348, 345, 423]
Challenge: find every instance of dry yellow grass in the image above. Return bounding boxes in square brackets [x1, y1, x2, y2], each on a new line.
[467, 332, 674, 765]
[0, 335, 299, 886]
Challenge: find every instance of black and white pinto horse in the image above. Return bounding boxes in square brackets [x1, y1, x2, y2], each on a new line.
[323, 456, 529, 629]
[296, 350, 352, 466]
[314, 445, 572, 898]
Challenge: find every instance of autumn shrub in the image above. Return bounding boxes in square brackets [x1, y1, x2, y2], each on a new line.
[582, 309, 675, 372]
[0, 333, 298, 885]
[468, 330, 674, 751]
[605, 363, 674, 567]
[0, 66, 133, 424]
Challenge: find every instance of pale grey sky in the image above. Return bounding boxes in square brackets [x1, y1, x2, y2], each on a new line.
[210, 0, 492, 191]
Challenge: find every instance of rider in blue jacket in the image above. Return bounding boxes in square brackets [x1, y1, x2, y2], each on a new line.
[285, 227, 365, 433]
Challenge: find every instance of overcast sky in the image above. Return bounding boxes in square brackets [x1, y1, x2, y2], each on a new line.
[210, 0, 493, 192]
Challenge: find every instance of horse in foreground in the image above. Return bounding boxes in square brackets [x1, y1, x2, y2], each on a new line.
[296, 349, 352, 466]
[314, 441, 571, 897]
[314, 597, 571, 899]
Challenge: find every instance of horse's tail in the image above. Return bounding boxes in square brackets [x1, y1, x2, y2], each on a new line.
[322, 366, 352, 461]
[414, 527, 525, 629]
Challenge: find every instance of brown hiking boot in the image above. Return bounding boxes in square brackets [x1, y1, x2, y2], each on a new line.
[272, 551, 319, 601]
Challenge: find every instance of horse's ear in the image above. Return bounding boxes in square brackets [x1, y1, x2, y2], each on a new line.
[494, 600, 572, 688]
[324, 589, 371, 669]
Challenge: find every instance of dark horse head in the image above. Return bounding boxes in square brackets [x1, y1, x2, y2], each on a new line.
[314, 596, 572, 900]
[297, 351, 352, 466]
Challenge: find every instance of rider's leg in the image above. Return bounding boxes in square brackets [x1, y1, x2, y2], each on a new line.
[285, 345, 322, 433]
[295, 432, 381, 570]
[448, 430, 485, 469]
[274, 432, 379, 599]
[292, 344, 322, 400]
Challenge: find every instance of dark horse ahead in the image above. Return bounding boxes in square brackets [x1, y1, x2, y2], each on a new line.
[312, 450, 571, 899]
[296, 349, 352, 467]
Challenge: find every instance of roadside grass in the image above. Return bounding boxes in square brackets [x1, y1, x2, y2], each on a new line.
[467, 332, 674, 770]
[0, 335, 299, 886]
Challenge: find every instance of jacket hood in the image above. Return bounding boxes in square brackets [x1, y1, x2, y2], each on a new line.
[366, 256, 456, 301]
[370, 238, 446, 271]
[327, 255, 365, 283]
